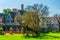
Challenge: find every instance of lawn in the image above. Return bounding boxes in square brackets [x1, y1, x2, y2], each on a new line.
[0, 33, 60, 40]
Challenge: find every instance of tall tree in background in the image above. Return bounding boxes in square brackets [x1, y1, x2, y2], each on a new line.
[3, 8, 11, 14]
[25, 4, 49, 17]
[25, 4, 49, 28]
[54, 14, 60, 31]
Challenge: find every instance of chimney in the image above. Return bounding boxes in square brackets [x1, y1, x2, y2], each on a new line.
[13, 8, 18, 13]
[21, 4, 24, 10]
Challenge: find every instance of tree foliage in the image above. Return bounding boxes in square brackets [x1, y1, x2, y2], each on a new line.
[25, 4, 49, 17]
[3, 8, 11, 14]
[22, 11, 40, 31]
[25, 4, 49, 27]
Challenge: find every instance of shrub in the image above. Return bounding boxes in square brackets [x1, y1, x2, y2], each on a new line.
[0, 28, 4, 35]
[10, 27, 13, 34]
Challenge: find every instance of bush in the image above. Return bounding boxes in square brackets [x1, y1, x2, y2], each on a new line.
[40, 28, 48, 33]
[10, 27, 13, 34]
[0, 28, 4, 35]
[51, 28, 59, 33]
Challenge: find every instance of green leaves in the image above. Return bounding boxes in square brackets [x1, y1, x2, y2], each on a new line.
[3, 8, 11, 14]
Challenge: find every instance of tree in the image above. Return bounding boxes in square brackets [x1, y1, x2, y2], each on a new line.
[3, 8, 11, 14]
[25, 4, 49, 17]
[14, 4, 49, 36]
[25, 4, 49, 25]
[25, 4, 49, 33]
[22, 11, 41, 36]
[14, 11, 41, 36]
[54, 14, 60, 31]
[14, 12, 24, 33]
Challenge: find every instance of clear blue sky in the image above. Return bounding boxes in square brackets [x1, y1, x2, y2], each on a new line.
[0, 0, 60, 16]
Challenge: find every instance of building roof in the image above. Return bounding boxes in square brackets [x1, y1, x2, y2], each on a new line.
[5, 22, 20, 26]
[9, 12, 16, 19]
[0, 13, 7, 17]
[18, 10, 25, 15]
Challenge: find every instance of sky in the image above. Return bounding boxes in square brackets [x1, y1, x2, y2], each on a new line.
[0, 0, 60, 16]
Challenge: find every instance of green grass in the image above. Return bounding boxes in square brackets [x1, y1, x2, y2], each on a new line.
[0, 33, 60, 40]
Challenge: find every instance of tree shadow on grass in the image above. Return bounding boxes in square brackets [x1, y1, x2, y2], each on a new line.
[24, 35, 40, 38]
[47, 35, 60, 38]
[23, 33, 48, 39]
[21, 33, 60, 39]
